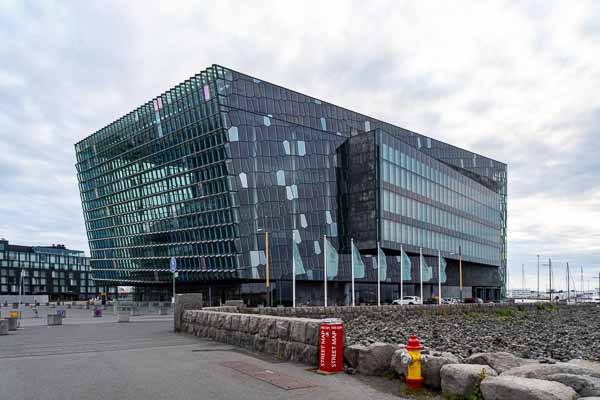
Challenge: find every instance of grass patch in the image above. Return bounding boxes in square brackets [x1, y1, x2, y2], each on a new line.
[399, 386, 433, 398]
[494, 308, 514, 318]
[383, 369, 397, 381]
[535, 303, 558, 311]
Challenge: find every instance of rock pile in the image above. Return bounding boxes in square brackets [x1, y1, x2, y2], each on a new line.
[344, 305, 600, 361]
[344, 346, 600, 399]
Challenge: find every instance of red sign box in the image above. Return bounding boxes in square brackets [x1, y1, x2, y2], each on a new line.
[318, 320, 344, 373]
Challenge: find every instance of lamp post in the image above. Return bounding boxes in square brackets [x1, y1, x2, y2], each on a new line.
[18, 270, 24, 327]
[537, 254, 540, 300]
[451, 246, 463, 301]
[256, 229, 271, 307]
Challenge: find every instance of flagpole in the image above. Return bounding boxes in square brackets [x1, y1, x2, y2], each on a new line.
[377, 241, 381, 307]
[419, 247, 423, 305]
[351, 238, 355, 307]
[324, 234, 327, 308]
[438, 250, 442, 305]
[292, 240, 296, 308]
[400, 245, 404, 306]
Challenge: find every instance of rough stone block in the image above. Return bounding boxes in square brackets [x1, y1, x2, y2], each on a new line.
[545, 373, 600, 397]
[230, 315, 241, 332]
[568, 359, 600, 375]
[240, 334, 253, 350]
[344, 344, 367, 368]
[275, 319, 290, 340]
[284, 341, 299, 361]
[216, 314, 226, 329]
[390, 348, 409, 377]
[259, 319, 274, 338]
[289, 321, 306, 343]
[301, 345, 319, 365]
[208, 313, 217, 327]
[276, 340, 289, 359]
[253, 334, 266, 353]
[466, 352, 533, 374]
[481, 376, 577, 400]
[441, 364, 497, 399]
[239, 314, 249, 333]
[248, 317, 260, 334]
[265, 338, 278, 355]
[502, 362, 600, 379]
[357, 342, 399, 376]
[223, 315, 232, 331]
[305, 322, 320, 346]
[421, 352, 461, 389]
[208, 327, 216, 339]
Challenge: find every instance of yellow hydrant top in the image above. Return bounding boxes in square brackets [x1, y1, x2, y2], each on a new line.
[405, 334, 424, 389]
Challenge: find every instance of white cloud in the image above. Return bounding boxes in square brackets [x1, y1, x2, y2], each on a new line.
[0, 0, 599, 290]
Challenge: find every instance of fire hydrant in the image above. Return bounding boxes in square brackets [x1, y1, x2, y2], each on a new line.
[404, 334, 424, 389]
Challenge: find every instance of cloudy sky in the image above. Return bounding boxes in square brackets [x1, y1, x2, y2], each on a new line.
[1, 0, 599, 292]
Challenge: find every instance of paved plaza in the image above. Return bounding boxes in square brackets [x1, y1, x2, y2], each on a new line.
[0, 313, 400, 400]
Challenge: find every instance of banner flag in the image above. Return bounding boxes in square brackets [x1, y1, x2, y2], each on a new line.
[325, 237, 339, 279]
[439, 256, 447, 284]
[378, 246, 387, 281]
[401, 247, 412, 281]
[421, 253, 433, 282]
[352, 241, 365, 279]
[293, 241, 305, 275]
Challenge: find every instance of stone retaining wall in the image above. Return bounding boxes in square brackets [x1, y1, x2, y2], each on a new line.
[180, 310, 321, 364]
[174, 293, 203, 332]
[236, 302, 554, 320]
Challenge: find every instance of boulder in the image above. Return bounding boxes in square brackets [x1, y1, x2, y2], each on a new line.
[502, 362, 600, 379]
[357, 342, 398, 376]
[421, 352, 461, 389]
[545, 373, 600, 397]
[344, 344, 366, 368]
[465, 352, 533, 374]
[390, 348, 409, 377]
[569, 359, 600, 375]
[481, 376, 577, 400]
[441, 364, 497, 398]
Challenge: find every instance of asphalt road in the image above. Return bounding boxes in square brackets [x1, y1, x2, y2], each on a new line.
[0, 318, 401, 400]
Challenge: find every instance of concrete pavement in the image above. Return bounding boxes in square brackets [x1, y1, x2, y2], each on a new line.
[0, 319, 403, 400]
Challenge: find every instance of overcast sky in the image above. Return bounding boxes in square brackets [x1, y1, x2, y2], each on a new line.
[1, 1, 599, 291]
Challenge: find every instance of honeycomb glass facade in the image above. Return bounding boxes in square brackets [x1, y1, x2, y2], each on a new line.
[75, 65, 507, 303]
[0, 239, 107, 301]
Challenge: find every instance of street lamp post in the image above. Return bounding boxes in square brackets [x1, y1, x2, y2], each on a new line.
[537, 254, 540, 299]
[18, 270, 24, 327]
[450, 246, 463, 301]
[256, 229, 271, 307]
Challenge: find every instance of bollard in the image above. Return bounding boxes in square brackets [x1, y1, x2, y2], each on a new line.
[7, 317, 18, 331]
[404, 334, 424, 389]
[0, 319, 8, 335]
[47, 314, 63, 326]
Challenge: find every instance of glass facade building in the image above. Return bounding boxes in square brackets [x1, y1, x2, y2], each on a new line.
[0, 239, 110, 302]
[75, 65, 507, 303]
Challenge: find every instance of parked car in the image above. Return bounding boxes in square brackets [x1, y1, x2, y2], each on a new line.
[464, 297, 484, 304]
[442, 298, 458, 304]
[392, 296, 421, 305]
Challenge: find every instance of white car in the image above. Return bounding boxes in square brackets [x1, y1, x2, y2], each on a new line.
[392, 296, 421, 305]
